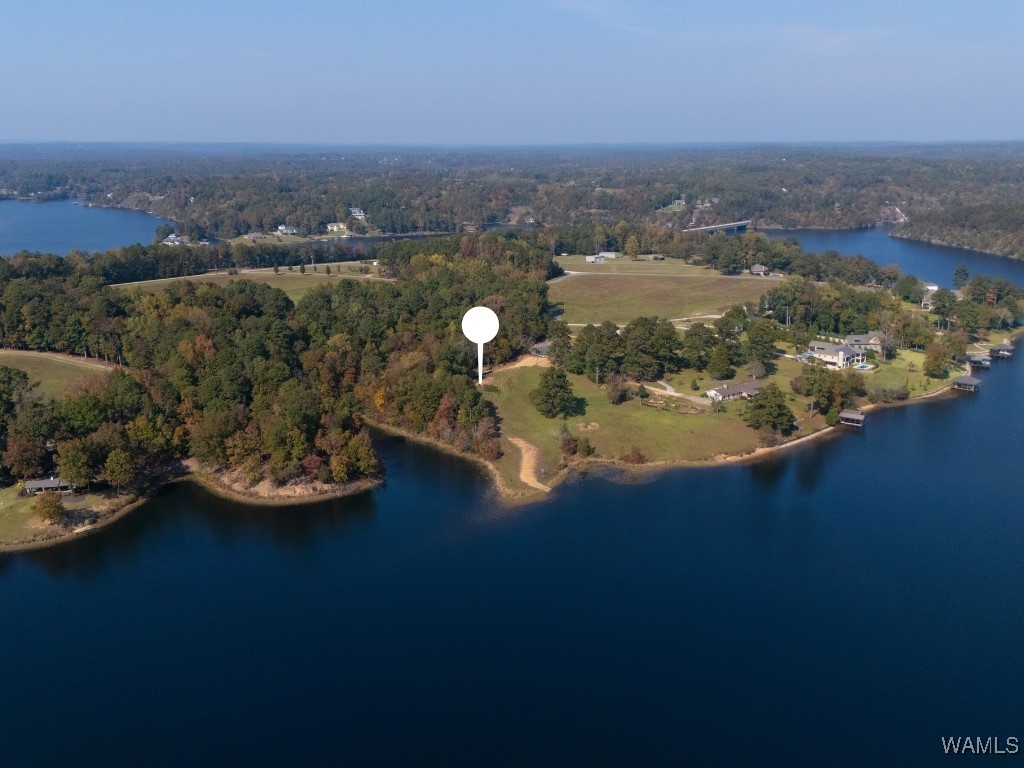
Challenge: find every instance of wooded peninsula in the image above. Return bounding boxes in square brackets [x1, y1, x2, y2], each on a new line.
[1, 143, 1022, 549]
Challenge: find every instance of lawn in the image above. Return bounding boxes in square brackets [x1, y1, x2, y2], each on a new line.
[0, 485, 107, 544]
[484, 366, 765, 471]
[555, 255, 712, 275]
[548, 273, 770, 325]
[116, 265, 384, 303]
[869, 350, 964, 396]
[0, 351, 111, 399]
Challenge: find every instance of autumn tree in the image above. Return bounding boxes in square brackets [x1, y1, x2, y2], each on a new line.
[103, 449, 133, 495]
[33, 490, 66, 525]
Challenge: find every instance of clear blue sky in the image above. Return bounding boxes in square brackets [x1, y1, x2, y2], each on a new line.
[3, 0, 1022, 144]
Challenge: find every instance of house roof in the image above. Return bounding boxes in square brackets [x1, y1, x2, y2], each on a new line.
[953, 376, 982, 386]
[838, 409, 866, 421]
[991, 343, 1013, 351]
[810, 342, 860, 356]
[24, 477, 70, 491]
[845, 331, 883, 344]
[708, 380, 762, 397]
[750, 263, 768, 271]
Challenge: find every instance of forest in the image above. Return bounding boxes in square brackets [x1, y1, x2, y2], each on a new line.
[3, 143, 1024, 257]
[0, 231, 553, 494]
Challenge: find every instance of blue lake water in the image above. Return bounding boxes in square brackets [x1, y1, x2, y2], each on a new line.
[0, 198, 165, 256]
[1, 226, 1022, 766]
[764, 225, 1024, 288]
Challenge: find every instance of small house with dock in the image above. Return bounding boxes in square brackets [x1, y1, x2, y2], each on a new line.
[951, 375, 981, 392]
[991, 343, 1013, 359]
[838, 409, 866, 427]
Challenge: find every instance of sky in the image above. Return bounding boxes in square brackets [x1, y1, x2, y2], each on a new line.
[2, 0, 1022, 144]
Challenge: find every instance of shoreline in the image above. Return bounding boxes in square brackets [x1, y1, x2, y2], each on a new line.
[0, 467, 381, 554]
[2, 337, 1016, 553]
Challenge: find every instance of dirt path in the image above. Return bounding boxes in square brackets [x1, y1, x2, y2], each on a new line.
[492, 355, 552, 373]
[507, 437, 551, 493]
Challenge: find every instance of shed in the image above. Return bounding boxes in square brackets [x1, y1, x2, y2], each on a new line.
[585, 255, 605, 264]
[749, 264, 769, 276]
[838, 409, 866, 427]
[951, 376, 981, 392]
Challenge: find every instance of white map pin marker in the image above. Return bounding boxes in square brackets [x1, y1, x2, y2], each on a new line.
[462, 306, 499, 384]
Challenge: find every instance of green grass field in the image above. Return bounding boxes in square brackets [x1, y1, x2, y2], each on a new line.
[0, 485, 108, 544]
[548, 273, 770, 325]
[0, 351, 111, 399]
[555, 255, 713, 275]
[116, 265, 383, 303]
[484, 366, 765, 472]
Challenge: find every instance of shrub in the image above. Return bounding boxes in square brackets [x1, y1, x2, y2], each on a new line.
[619, 445, 647, 464]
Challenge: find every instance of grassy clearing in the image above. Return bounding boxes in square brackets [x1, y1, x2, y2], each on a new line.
[555, 255, 712, 275]
[871, 350, 963, 396]
[0, 485, 107, 543]
[116, 265, 382, 303]
[485, 366, 766, 468]
[548, 274, 769, 325]
[0, 351, 110, 399]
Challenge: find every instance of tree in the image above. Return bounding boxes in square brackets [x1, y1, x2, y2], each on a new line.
[707, 343, 734, 380]
[931, 289, 957, 329]
[953, 264, 969, 290]
[56, 440, 93, 490]
[3, 434, 47, 480]
[33, 490, 66, 524]
[529, 368, 582, 418]
[743, 383, 796, 435]
[624, 234, 640, 260]
[745, 317, 778, 370]
[547, 320, 572, 368]
[923, 343, 948, 378]
[103, 449, 133, 495]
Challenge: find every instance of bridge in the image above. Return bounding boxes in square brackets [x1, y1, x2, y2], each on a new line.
[683, 220, 751, 234]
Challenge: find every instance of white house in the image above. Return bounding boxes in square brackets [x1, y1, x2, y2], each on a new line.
[598, 251, 623, 260]
[327, 222, 347, 232]
[277, 225, 299, 235]
[807, 341, 865, 369]
[585, 254, 605, 264]
[749, 263, 770, 276]
[161, 234, 187, 246]
[349, 207, 367, 220]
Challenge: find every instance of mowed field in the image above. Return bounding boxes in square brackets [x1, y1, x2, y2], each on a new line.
[548, 273, 771, 325]
[555, 255, 712, 275]
[484, 366, 763, 479]
[0, 351, 111, 399]
[116, 264, 386, 303]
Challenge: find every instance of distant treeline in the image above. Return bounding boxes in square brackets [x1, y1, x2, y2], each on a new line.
[898, 203, 1024, 258]
[6, 144, 1024, 248]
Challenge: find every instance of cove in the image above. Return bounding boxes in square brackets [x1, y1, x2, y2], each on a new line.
[0, 198, 165, 256]
[763, 224, 1024, 287]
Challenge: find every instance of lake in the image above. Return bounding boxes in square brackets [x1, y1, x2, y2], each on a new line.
[0, 198, 165, 256]
[1, 228, 1022, 766]
[764, 225, 1024, 288]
